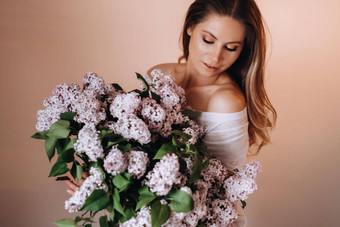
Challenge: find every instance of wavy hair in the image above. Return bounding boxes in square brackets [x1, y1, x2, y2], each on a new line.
[179, 0, 277, 154]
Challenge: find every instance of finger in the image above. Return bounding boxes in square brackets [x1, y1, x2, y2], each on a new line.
[66, 189, 74, 196]
[65, 180, 80, 191]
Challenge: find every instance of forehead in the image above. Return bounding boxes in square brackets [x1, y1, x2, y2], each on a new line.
[195, 13, 246, 42]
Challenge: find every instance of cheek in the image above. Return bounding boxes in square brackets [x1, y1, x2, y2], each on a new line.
[189, 37, 208, 58]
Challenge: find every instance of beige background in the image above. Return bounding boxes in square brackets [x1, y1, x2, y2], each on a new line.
[1, 0, 339, 226]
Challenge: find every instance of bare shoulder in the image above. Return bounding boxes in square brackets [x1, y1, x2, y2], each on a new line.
[206, 86, 246, 113]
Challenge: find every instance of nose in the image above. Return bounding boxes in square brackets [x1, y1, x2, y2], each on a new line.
[211, 46, 223, 64]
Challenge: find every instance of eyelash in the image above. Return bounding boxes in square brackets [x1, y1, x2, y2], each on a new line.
[203, 38, 237, 52]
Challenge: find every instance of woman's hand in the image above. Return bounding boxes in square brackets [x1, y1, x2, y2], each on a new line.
[64, 171, 89, 196]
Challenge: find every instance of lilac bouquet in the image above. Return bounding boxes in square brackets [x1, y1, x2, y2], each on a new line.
[32, 69, 261, 227]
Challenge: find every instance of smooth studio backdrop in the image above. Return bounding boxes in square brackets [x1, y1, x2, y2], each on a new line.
[1, 0, 339, 226]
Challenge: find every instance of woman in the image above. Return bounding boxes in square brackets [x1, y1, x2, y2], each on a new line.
[146, 0, 276, 225]
[67, 0, 276, 225]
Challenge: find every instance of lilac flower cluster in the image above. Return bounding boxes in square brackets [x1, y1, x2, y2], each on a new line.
[36, 72, 114, 132]
[145, 69, 187, 137]
[161, 160, 261, 226]
[103, 147, 150, 179]
[145, 153, 181, 196]
[74, 124, 104, 161]
[65, 167, 108, 213]
[119, 206, 151, 227]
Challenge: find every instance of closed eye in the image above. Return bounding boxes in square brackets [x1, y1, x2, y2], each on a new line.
[225, 46, 237, 52]
[203, 38, 213, 44]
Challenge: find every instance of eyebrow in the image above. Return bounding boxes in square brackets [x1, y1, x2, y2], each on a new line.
[202, 30, 242, 44]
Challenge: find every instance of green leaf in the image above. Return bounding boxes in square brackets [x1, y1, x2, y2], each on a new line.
[47, 120, 71, 139]
[49, 159, 68, 177]
[70, 162, 77, 179]
[45, 137, 58, 161]
[60, 138, 75, 163]
[167, 190, 194, 212]
[81, 189, 110, 211]
[74, 216, 94, 223]
[111, 83, 123, 91]
[119, 206, 136, 223]
[241, 200, 247, 209]
[172, 136, 179, 147]
[150, 91, 161, 104]
[99, 215, 109, 227]
[113, 188, 124, 215]
[136, 72, 149, 91]
[64, 138, 77, 151]
[60, 112, 76, 122]
[53, 218, 77, 227]
[182, 109, 201, 120]
[117, 143, 132, 153]
[136, 186, 156, 211]
[170, 130, 192, 142]
[202, 159, 210, 170]
[188, 152, 203, 185]
[31, 131, 49, 140]
[153, 144, 176, 160]
[151, 200, 170, 227]
[113, 174, 131, 192]
[76, 165, 83, 181]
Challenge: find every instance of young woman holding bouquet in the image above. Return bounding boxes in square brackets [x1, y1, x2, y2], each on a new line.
[66, 0, 276, 226]
[146, 0, 276, 225]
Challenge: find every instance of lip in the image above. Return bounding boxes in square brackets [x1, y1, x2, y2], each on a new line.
[202, 62, 218, 72]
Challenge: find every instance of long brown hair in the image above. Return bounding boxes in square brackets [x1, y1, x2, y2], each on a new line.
[179, 0, 277, 154]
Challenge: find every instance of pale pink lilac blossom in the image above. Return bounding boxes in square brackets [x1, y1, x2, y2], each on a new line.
[74, 124, 104, 161]
[206, 199, 238, 226]
[82, 72, 107, 99]
[72, 93, 106, 125]
[127, 150, 149, 179]
[111, 114, 151, 144]
[145, 153, 181, 196]
[119, 206, 151, 227]
[224, 161, 261, 203]
[65, 167, 107, 213]
[140, 98, 166, 132]
[36, 83, 81, 131]
[104, 146, 128, 176]
[110, 92, 141, 119]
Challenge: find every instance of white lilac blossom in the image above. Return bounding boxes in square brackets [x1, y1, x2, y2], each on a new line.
[145, 153, 181, 196]
[224, 161, 262, 203]
[52, 83, 82, 108]
[72, 93, 106, 125]
[36, 83, 81, 132]
[104, 82, 119, 103]
[65, 167, 107, 213]
[201, 158, 230, 183]
[74, 124, 104, 161]
[110, 92, 141, 119]
[104, 146, 128, 176]
[182, 180, 209, 226]
[112, 114, 151, 144]
[82, 72, 107, 98]
[36, 106, 68, 132]
[206, 199, 238, 226]
[119, 206, 151, 227]
[127, 150, 149, 179]
[183, 120, 204, 144]
[140, 98, 166, 132]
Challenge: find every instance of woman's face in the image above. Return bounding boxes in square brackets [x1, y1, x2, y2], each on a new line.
[187, 13, 246, 77]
